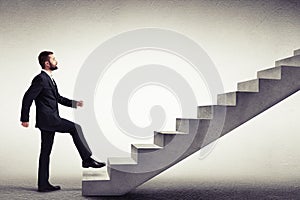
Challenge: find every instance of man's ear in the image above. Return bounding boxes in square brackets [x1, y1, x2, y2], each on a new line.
[44, 61, 50, 67]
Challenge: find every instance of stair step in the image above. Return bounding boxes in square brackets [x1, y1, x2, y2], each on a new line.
[197, 105, 214, 119]
[131, 144, 163, 161]
[154, 131, 187, 147]
[257, 67, 281, 80]
[294, 49, 300, 56]
[108, 157, 137, 165]
[132, 144, 162, 150]
[197, 105, 230, 119]
[237, 79, 259, 92]
[275, 55, 300, 67]
[217, 92, 236, 106]
[155, 131, 187, 135]
[83, 168, 110, 181]
[176, 118, 203, 132]
[218, 91, 259, 106]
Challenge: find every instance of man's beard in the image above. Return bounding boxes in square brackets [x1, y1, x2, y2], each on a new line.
[50, 64, 58, 71]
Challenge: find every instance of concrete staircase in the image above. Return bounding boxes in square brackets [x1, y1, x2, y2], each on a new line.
[82, 49, 300, 196]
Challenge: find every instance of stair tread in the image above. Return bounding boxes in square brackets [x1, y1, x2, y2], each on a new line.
[277, 54, 300, 61]
[132, 144, 163, 149]
[155, 131, 187, 135]
[176, 118, 203, 120]
[108, 157, 137, 165]
[198, 105, 230, 108]
[258, 66, 279, 72]
[218, 91, 258, 96]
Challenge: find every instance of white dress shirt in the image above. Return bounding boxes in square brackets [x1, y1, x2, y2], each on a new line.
[42, 69, 55, 85]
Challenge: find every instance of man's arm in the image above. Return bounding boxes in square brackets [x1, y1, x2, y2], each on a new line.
[57, 93, 77, 108]
[20, 76, 44, 125]
[57, 92, 79, 108]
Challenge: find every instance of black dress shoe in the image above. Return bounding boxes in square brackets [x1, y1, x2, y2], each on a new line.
[38, 184, 61, 192]
[82, 158, 106, 168]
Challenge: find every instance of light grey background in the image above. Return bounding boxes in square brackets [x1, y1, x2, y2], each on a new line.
[0, 0, 299, 185]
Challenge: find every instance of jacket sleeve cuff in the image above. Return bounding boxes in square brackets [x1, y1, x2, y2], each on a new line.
[72, 100, 78, 108]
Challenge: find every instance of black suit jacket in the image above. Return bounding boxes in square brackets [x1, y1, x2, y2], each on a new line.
[21, 71, 77, 131]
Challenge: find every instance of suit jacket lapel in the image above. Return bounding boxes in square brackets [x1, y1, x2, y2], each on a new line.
[41, 71, 58, 98]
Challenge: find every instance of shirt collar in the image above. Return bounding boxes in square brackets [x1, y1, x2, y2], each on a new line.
[42, 69, 53, 79]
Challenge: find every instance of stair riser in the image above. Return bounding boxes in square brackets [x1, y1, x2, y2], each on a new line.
[82, 170, 110, 181]
[131, 146, 161, 162]
[197, 106, 213, 119]
[107, 158, 137, 177]
[176, 118, 190, 132]
[217, 92, 236, 106]
[197, 105, 227, 124]
[154, 133, 176, 147]
[131, 146, 138, 161]
[294, 49, 300, 56]
[153, 133, 164, 147]
[257, 67, 281, 80]
[237, 80, 259, 92]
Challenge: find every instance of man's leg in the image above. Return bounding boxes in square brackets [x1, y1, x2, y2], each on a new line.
[56, 118, 92, 160]
[55, 118, 105, 168]
[38, 130, 55, 187]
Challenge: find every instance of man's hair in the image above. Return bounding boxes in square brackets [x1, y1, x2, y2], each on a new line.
[38, 51, 53, 69]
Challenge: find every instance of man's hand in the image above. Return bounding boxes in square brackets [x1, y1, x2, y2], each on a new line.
[21, 122, 29, 128]
[77, 100, 84, 107]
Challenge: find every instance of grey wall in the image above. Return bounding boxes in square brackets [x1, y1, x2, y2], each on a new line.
[0, 0, 299, 183]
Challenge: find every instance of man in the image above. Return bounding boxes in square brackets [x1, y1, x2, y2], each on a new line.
[20, 51, 105, 192]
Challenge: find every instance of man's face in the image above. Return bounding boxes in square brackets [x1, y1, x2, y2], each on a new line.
[46, 54, 58, 71]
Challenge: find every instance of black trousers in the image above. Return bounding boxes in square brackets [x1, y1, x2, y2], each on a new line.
[38, 118, 92, 187]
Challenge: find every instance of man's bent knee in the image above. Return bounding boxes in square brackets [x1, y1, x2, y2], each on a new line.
[69, 123, 82, 136]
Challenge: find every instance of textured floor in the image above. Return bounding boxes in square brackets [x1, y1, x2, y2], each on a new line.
[1, 177, 300, 200]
